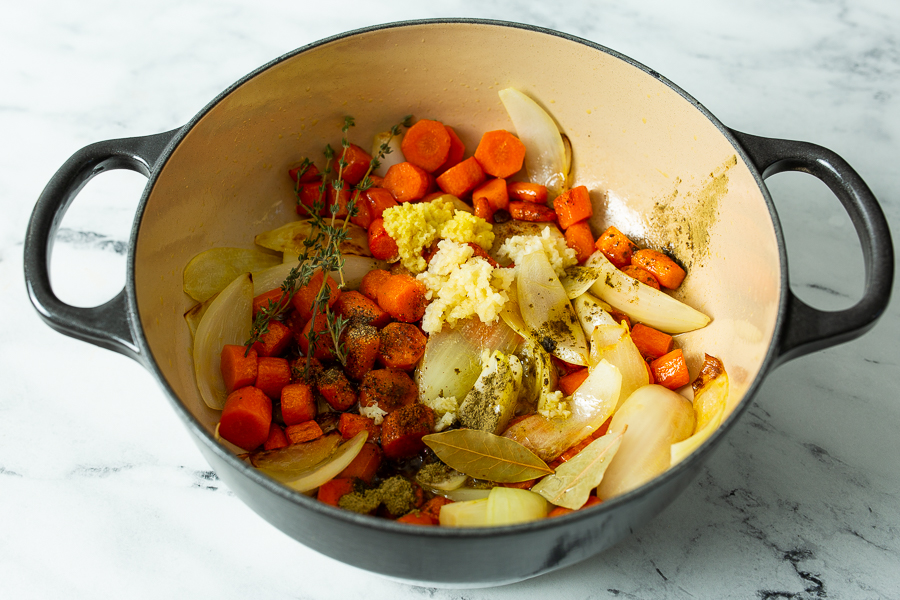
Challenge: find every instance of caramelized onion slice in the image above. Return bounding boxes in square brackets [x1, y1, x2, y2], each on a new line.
[262, 432, 367, 493]
[249, 433, 342, 472]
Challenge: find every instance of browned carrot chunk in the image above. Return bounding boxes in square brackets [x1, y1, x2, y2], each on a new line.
[381, 404, 435, 459]
[631, 249, 686, 289]
[621, 264, 661, 290]
[474, 130, 526, 178]
[359, 268, 392, 302]
[335, 290, 390, 328]
[507, 181, 548, 204]
[263, 423, 289, 451]
[401, 119, 452, 173]
[285, 420, 324, 444]
[358, 368, 417, 414]
[558, 368, 589, 396]
[396, 511, 437, 525]
[343, 324, 381, 381]
[219, 386, 272, 451]
[317, 367, 357, 411]
[508, 200, 557, 222]
[379, 322, 427, 370]
[338, 413, 381, 442]
[650, 349, 690, 390]
[377, 273, 428, 323]
[630, 323, 674, 361]
[280, 382, 317, 426]
[553, 185, 593, 230]
[420, 496, 453, 522]
[338, 442, 383, 483]
[220, 344, 258, 394]
[595, 226, 638, 268]
[251, 319, 292, 357]
[299, 312, 336, 362]
[290, 270, 340, 322]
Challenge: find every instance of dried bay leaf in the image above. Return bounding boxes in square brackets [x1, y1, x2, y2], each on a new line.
[532, 428, 625, 509]
[423, 429, 553, 483]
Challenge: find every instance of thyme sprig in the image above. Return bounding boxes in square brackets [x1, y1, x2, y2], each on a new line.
[244, 114, 412, 379]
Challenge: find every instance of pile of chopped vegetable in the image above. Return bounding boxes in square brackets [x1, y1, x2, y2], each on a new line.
[183, 89, 728, 527]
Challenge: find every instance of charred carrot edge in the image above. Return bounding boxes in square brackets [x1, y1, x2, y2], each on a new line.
[553, 185, 593, 229]
[251, 320, 292, 358]
[650, 349, 690, 390]
[219, 386, 272, 451]
[473, 178, 509, 212]
[507, 181, 548, 204]
[263, 423, 289, 451]
[564, 221, 595, 264]
[558, 368, 589, 396]
[317, 367, 357, 411]
[621, 264, 661, 290]
[379, 322, 427, 370]
[317, 477, 355, 507]
[343, 324, 382, 381]
[435, 157, 486, 197]
[595, 226, 637, 268]
[473, 130, 526, 178]
[508, 200, 557, 222]
[338, 442, 383, 483]
[383, 161, 433, 203]
[367, 218, 400, 262]
[359, 268, 392, 302]
[280, 382, 317, 426]
[333, 143, 373, 186]
[630, 323, 674, 361]
[631, 249, 686, 289]
[255, 357, 292, 400]
[358, 368, 418, 413]
[285, 420, 324, 445]
[221, 344, 258, 393]
[435, 125, 466, 175]
[377, 273, 428, 323]
[381, 404, 435, 459]
[401, 119, 452, 173]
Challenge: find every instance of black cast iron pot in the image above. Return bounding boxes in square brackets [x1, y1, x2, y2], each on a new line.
[24, 20, 893, 587]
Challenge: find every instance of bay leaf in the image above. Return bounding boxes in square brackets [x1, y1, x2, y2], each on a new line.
[422, 429, 553, 483]
[532, 428, 625, 509]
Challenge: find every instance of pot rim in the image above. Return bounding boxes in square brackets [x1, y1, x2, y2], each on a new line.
[127, 17, 788, 537]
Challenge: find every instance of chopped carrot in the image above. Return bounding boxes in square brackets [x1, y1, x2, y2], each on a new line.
[358, 368, 417, 414]
[383, 161, 433, 203]
[551, 355, 580, 378]
[396, 511, 436, 525]
[607, 308, 632, 329]
[558, 368, 589, 396]
[621, 265, 661, 290]
[401, 119, 452, 173]
[435, 125, 465, 174]
[630, 323, 674, 361]
[296, 182, 324, 216]
[473, 196, 494, 222]
[365, 187, 398, 221]
[327, 181, 351, 219]
[650, 349, 690, 390]
[631, 249, 686, 289]
[367, 174, 384, 187]
[367, 218, 399, 261]
[564, 221, 595, 264]
[557, 436, 594, 463]
[507, 181, 548, 204]
[473, 178, 509, 212]
[219, 386, 272, 451]
[474, 130, 526, 178]
[335, 290, 390, 328]
[548, 506, 573, 518]
[333, 143, 372, 186]
[644, 359, 655, 385]
[595, 226, 637, 268]
[377, 273, 428, 323]
[255, 357, 291, 399]
[467, 242, 499, 267]
[338, 442, 383, 483]
[263, 423, 289, 451]
[553, 185, 593, 230]
[381, 404, 435, 459]
[509, 200, 557, 222]
[289, 355, 323, 385]
[435, 157, 486, 198]
[349, 192, 372, 229]
[285, 420, 324, 444]
[290, 270, 340, 322]
[379, 322, 426, 370]
[220, 344, 258, 394]
[338, 413, 380, 442]
[420, 496, 453, 522]
[280, 382, 317, 426]
[343, 324, 381, 381]
[359, 268, 392, 302]
[288, 160, 320, 184]
[548, 495, 602, 517]
[252, 288, 288, 317]
[317, 477, 355, 507]
[251, 320, 292, 357]
[317, 367, 357, 411]
[300, 312, 336, 361]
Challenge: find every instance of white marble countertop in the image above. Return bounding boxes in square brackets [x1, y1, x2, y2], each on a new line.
[3, 1, 898, 598]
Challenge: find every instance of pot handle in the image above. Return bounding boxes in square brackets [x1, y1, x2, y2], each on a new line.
[24, 129, 180, 363]
[729, 129, 894, 365]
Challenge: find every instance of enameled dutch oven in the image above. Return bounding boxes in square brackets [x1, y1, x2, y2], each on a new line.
[24, 20, 893, 587]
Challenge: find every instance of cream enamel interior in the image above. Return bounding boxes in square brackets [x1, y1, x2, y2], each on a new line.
[133, 23, 780, 440]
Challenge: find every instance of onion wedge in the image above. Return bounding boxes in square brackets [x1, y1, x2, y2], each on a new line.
[183, 247, 280, 302]
[671, 355, 729, 466]
[255, 220, 371, 257]
[192, 272, 253, 410]
[249, 433, 342, 472]
[572, 292, 617, 339]
[589, 324, 649, 407]
[498, 88, 569, 198]
[264, 432, 367, 493]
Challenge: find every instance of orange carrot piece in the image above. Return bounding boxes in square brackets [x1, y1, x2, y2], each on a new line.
[219, 386, 272, 451]
[338, 442, 383, 483]
[501, 479, 537, 490]
[367, 218, 399, 261]
[381, 404, 435, 459]
[365, 187, 399, 221]
[359, 268, 392, 302]
[317, 477, 355, 507]
[473, 178, 509, 212]
[383, 161, 433, 203]
[317, 367, 357, 411]
[621, 265, 661, 290]
[295, 182, 325, 216]
[367, 174, 384, 187]
[396, 511, 436, 525]
[327, 181, 351, 219]
[607, 308, 632, 329]
[548, 495, 602, 517]
[509, 200, 557, 222]
[507, 181, 548, 204]
[473, 196, 494, 222]
[558, 368, 589, 396]
[285, 420, 324, 444]
[288, 160, 321, 184]
[650, 349, 690, 390]
[474, 130, 526, 178]
[251, 319, 292, 358]
[358, 368, 417, 414]
[553, 185, 593, 230]
[402, 119, 452, 173]
[595, 226, 637, 268]
[344, 324, 381, 381]
[379, 322, 427, 370]
[631, 249, 686, 289]
[290, 270, 340, 322]
[564, 221, 595, 264]
[435, 157, 486, 197]
[252, 288, 288, 317]
[548, 506, 573, 518]
[349, 191, 373, 229]
[333, 143, 372, 186]
[645, 359, 656, 385]
[338, 413, 380, 442]
[377, 273, 428, 323]
[335, 290, 390, 328]
[468, 242, 499, 267]
[300, 313, 336, 361]
[220, 344, 258, 394]
[280, 382, 317, 426]
[255, 357, 291, 400]
[630, 323, 674, 361]
[289, 355, 323, 385]
[263, 423, 289, 451]
[435, 125, 465, 174]
[420, 496, 453, 522]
